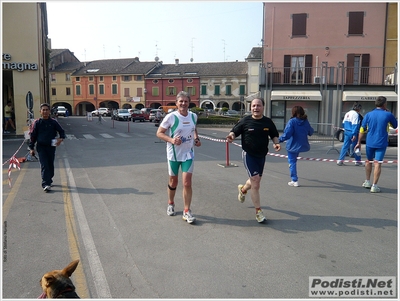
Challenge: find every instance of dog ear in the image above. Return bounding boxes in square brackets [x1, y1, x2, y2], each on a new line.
[62, 259, 79, 277]
[41, 274, 56, 287]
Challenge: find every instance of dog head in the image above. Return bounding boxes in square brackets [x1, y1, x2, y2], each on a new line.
[39, 259, 80, 298]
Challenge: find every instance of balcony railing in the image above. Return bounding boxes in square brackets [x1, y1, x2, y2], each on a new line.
[261, 65, 397, 86]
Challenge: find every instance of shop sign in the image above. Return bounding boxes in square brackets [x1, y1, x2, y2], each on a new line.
[2, 53, 38, 72]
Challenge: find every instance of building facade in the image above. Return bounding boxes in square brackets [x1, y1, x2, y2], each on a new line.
[260, 2, 397, 131]
[2, 2, 49, 136]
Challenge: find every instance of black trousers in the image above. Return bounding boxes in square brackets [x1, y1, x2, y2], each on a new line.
[37, 144, 56, 188]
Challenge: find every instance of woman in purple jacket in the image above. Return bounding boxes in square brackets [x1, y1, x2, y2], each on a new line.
[279, 106, 314, 187]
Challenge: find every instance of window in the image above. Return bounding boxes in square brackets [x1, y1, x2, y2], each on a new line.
[152, 79, 159, 84]
[137, 87, 143, 97]
[76, 85, 81, 95]
[152, 87, 159, 96]
[112, 76, 117, 81]
[123, 76, 131, 81]
[239, 85, 245, 95]
[348, 11, 364, 35]
[346, 53, 370, 84]
[168, 79, 175, 84]
[167, 87, 176, 96]
[135, 75, 143, 81]
[292, 13, 307, 37]
[65, 74, 71, 81]
[187, 78, 193, 83]
[89, 84, 94, 95]
[51, 74, 56, 82]
[112, 84, 118, 94]
[201, 85, 207, 95]
[76, 77, 80, 82]
[99, 84, 104, 95]
[52, 88, 56, 96]
[89, 76, 94, 81]
[283, 54, 312, 84]
[99, 76, 104, 81]
[226, 85, 232, 96]
[66, 87, 71, 96]
[186, 86, 196, 96]
[124, 88, 130, 97]
[214, 85, 220, 96]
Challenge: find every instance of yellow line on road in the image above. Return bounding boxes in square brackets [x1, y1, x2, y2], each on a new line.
[2, 167, 26, 221]
[59, 159, 90, 298]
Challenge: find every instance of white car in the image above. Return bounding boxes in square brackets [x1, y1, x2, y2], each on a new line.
[112, 109, 130, 121]
[56, 106, 67, 116]
[92, 108, 110, 116]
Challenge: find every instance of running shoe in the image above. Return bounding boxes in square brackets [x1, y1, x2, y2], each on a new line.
[237, 184, 246, 203]
[167, 203, 175, 216]
[288, 181, 299, 187]
[256, 209, 266, 223]
[354, 161, 363, 166]
[336, 160, 344, 166]
[362, 180, 371, 189]
[182, 210, 196, 224]
[43, 185, 51, 192]
[370, 185, 381, 193]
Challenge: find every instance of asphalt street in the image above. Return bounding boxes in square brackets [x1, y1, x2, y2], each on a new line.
[2, 116, 398, 299]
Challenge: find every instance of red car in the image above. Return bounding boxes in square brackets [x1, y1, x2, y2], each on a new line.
[129, 109, 145, 122]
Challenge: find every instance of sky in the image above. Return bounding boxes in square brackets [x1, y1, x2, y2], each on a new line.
[46, 1, 263, 64]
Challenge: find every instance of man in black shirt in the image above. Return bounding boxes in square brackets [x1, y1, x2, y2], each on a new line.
[226, 98, 281, 223]
[29, 103, 66, 192]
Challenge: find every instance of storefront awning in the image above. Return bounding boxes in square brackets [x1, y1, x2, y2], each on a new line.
[342, 91, 398, 102]
[271, 90, 322, 101]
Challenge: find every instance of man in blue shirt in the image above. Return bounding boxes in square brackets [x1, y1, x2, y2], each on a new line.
[337, 102, 363, 166]
[355, 96, 397, 193]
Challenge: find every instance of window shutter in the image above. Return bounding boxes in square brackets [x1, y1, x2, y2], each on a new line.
[346, 54, 355, 84]
[348, 12, 364, 35]
[284, 55, 291, 83]
[304, 55, 312, 84]
[292, 13, 307, 36]
[360, 54, 370, 84]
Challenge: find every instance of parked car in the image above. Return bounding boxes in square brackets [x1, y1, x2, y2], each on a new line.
[224, 110, 240, 117]
[112, 109, 130, 121]
[149, 109, 164, 122]
[56, 106, 66, 117]
[92, 108, 110, 116]
[129, 109, 145, 122]
[334, 128, 366, 143]
[388, 125, 398, 146]
[140, 108, 152, 121]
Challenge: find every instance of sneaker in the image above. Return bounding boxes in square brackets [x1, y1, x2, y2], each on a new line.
[256, 209, 266, 223]
[354, 161, 363, 166]
[288, 181, 299, 187]
[43, 185, 51, 192]
[362, 180, 371, 189]
[370, 185, 381, 193]
[167, 203, 176, 216]
[337, 160, 343, 166]
[237, 184, 246, 203]
[182, 210, 196, 224]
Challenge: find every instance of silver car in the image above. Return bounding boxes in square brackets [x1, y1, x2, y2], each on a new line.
[112, 109, 130, 121]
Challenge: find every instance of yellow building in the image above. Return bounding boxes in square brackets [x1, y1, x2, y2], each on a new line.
[2, 2, 49, 136]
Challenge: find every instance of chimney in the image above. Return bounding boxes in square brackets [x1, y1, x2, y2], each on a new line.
[175, 59, 179, 66]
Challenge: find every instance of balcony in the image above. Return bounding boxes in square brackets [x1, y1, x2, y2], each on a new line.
[260, 65, 397, 87]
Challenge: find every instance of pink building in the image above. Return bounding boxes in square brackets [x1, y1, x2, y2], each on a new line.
[261, 2, 397, 130]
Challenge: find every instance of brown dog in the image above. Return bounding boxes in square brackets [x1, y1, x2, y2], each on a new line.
[38, 259, 80, 298]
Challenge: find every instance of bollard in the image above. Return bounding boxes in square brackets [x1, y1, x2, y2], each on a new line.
[226, 141, 230, 166]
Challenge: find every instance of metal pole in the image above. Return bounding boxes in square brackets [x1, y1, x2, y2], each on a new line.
[226, 141, 230, 166]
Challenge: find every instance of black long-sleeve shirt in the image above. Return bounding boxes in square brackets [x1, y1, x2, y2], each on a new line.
[29, 118, 66, 149]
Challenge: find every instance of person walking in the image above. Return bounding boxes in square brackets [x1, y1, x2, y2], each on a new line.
[278, 105, 314, 187]
[156, 91, 201, 224]
[337, 102, 363, 166]
[226, 98, 281, 223]
[355, 96, 397, 193]
[4, 101, 16, 133]
[29, 103, 66, 192]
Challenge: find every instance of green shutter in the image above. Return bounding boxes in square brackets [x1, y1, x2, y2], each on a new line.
[201, 85, 206, 95]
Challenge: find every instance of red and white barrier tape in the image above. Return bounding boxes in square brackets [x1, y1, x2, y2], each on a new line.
[3, 140, 26, 187]
[198, 135, 397, 164]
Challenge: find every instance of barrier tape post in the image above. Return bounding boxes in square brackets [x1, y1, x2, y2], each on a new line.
[226, 141, 230, 167]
